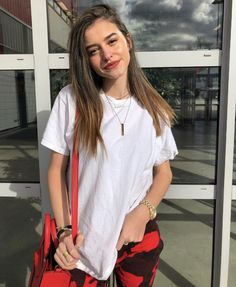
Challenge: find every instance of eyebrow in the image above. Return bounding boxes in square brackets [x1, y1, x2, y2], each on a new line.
[86, 32, 117, 50]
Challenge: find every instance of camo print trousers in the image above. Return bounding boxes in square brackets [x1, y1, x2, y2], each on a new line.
[70, 219, 163, 287]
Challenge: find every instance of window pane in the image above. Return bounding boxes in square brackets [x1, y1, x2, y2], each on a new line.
[229, 114, 236, 285]
[229, 200, 236, 286]
[229, 201, 236, 286]
[47, 0, 223, 53]
[0, 70, 39, 182]
[0, 0, 33, 54]
[50, 69, 69, 104]
[51, 67, 219, 184]
[144, 67, 220, 184]
[47, 1, 72, 53]
[156, 199, 213, 286]
[0, 198, 41, 286]
[233, 119, 236, 184]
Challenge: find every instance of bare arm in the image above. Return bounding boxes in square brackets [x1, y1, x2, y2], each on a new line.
[143, 160, 173, 210]
[116, 160, 172, 250]
[48, 151, 71, 228]
[48, 151, 83, 269]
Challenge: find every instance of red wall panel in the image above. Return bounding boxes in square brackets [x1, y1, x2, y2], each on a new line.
[0, 0, 31, 26]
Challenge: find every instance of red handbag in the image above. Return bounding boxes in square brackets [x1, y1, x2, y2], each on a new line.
[28, 148, 79, 287]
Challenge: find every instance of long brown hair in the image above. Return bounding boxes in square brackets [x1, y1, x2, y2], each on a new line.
[69, 4, 175, 156]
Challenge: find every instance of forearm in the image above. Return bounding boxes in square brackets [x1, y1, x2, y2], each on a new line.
[144, 160, 173, 209]
[117, 161, 173, 248]
[48, 153, 71, 228]
[47, 153, 83, 270]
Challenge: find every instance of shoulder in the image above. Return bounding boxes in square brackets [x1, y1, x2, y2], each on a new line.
[57, 84, 74, 102]
[54, 84, 76, 109]
[157, 107, 172, 130]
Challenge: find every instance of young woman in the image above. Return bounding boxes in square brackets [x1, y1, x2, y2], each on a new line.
[42, 4, 177, 287]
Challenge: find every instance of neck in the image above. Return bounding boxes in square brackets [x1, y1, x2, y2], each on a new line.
[102, 77, 130, 100]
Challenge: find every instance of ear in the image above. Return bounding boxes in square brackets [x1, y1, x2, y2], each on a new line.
[126, 33, 133, 50]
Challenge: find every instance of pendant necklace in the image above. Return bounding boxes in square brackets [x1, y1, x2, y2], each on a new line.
[105, 93, 132, 136]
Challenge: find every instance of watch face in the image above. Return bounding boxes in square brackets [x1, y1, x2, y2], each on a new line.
[140, 200, 156, 220]
[151, 209, 157, 220]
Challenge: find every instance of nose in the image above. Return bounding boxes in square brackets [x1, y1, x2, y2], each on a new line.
[101, 46, 113, 61]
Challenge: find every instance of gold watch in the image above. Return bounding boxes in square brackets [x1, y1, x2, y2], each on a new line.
[139, 199, 157, 220]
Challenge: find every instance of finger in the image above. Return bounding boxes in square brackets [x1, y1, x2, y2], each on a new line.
[116, 237, 124, 251]
[56, 245, 76, 266]
[116, 232, 130, 250]
[64, 235, 80, 260]
[57, 241, 78, 265]
[62, 250, 75, 264]
[54, 252, 76, 270]
[75, 233, 84, 248]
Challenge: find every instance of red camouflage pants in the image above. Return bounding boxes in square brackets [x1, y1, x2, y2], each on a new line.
[70, 219, 163, 287]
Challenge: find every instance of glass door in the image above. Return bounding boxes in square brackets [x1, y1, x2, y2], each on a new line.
[0, 1, 41, 286]
[1, 0, 235, 286]
[0, 0, 39, 195]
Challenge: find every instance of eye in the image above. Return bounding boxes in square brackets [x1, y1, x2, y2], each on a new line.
[88, 47, 99, 57]
[108, 38, 117, 45]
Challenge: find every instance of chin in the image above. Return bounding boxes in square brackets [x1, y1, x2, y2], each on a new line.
[106, 69, 128, 80]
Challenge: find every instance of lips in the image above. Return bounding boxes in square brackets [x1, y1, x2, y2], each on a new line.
[104, 60, 120, 70]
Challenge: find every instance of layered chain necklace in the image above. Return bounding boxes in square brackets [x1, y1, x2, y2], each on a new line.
[104, 93, 132, 136]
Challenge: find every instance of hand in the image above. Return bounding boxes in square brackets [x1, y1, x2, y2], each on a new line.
[116, 204, 150, 251]
[54, 231, 84, 270]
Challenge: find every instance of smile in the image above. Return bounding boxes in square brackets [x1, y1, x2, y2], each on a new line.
[104, 60, 120, 70]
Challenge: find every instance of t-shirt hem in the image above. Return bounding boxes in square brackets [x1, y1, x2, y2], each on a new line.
[154, 150, 178, 166]
[41, 138, 69, 156]
[75, 252, 117, 280]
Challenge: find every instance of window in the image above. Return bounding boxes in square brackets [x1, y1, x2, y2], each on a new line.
[0, 0, 33, 54]
[144, 67, 220, 184]
[157, 199, 213, 286]
[0, 70, 39, 182]
[47, 0, 223, 53]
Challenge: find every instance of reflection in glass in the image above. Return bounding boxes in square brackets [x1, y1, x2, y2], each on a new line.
[0, 197, 41, 285]
[47, 0, 223, 53]
[144, 67, 220, 184]
[51, 67, 219, 184]
[229, 200, 236, 286]
[157, 199, 213, 286]
[50, 70, 69, 105]
[0, 71, 39, 182]
[47, 0, 72, 53]
[230, 116, 236, 283]
[0, 0, 33, 54]
[233, 120, 236, 184]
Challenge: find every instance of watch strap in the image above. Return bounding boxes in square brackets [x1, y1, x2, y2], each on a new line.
[139, 199, 156, 220]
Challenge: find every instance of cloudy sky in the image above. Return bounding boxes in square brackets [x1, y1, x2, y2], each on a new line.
[78, 0, 223, 51]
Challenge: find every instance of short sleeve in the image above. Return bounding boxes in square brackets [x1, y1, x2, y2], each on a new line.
[41, 88, 74, 155]
[154, 122, 178, 166]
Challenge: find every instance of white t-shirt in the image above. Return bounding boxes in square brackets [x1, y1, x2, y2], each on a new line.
[41, 85, 178, 280]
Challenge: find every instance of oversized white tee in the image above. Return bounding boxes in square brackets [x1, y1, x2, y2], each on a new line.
[41, 85, 178, 280]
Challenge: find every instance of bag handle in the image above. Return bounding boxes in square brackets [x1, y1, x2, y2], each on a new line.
[71, 147, 79, 242]
[44, 213, 52, 257]
[71, 110, 79, 242]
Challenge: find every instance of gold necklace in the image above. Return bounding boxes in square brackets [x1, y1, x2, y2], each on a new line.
[105, 94, 132, 136]
[104, 90, 130, 100]
[112, 93, 130, 100]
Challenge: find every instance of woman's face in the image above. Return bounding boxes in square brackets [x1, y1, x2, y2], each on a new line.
[84, 18, 131, 84]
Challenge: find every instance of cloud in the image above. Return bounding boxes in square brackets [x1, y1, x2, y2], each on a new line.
[192, 2, 215, 24]
[121, 0, 222, 50]
[77, 0, 222, 51]
[159, 0, 183, 10]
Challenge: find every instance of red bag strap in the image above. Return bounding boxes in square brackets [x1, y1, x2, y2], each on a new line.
[44, 213, 51, 257]
[71, 147, 79, 242]
[71, 110, 79, 242]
